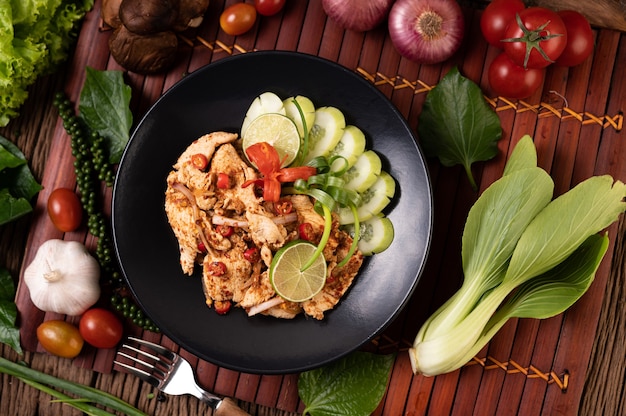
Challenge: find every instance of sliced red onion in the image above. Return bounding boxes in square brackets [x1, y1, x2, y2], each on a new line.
[247, 297, 285, 317]
[322, 0, 394, 32]
[211, 212, 298, 228]
[388, 0, 465, 64]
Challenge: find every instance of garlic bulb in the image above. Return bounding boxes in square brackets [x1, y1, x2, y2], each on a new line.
[24, 239, 101, 316]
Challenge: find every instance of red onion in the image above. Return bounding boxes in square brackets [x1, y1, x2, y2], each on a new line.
[388, 0, 465, 64]
[322, 0, 394, 32]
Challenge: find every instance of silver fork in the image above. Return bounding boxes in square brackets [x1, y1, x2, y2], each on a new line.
[114, 336, 249, 415]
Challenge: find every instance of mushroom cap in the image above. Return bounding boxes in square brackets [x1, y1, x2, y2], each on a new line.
[109, 25, 179, 74]
[119, 0, 179, 35]
[173, 0, 210, 32]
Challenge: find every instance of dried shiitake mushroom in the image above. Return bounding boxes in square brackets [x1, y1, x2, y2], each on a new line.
[119, 0, 179, 35]
[109, 25, 179, 74]
[103, 0, 210, 74]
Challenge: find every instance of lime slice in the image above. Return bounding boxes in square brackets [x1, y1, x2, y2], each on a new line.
[242, 113, 301, 167]
[270, 240, 327, 302]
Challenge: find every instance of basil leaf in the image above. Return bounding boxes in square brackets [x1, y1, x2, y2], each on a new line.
[0, 267, 22, 355]
[0, 144, 26, 171]
[79, 67, 133, 164]
[0, 189, 33, 226]
[299, 352, 394, 416]
[418, 66, 502, 190]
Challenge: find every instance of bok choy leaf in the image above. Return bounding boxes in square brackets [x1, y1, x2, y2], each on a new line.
[409, 135, 626, 376]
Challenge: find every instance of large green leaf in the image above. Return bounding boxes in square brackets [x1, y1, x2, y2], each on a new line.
[418, 66, 502, 190]
[0, 267, 21, 355]
[299, 352, 395, 416]
[79, 67, 133, 164]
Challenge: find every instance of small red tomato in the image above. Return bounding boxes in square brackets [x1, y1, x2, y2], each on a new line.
[254, 0, 286, 16]
[216, 173, 231, 189]
[191, 154, 208, 170]
[216, 224, 234, 237]
[502, 7, 567, 69]
[79, 308, 124, 349]
[37, 320, 84, 358]
[198, 241, 207, 253]
[220, 3, 257, 36]
[555, 10, 594, 67]
[244, 247, 260, 262]
[47, 188, 83, 232]
[480, 0, 526, 47]
[488, 52, 545, 99]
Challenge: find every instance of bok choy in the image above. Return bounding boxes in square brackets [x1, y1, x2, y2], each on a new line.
[409, 135, 626, 376]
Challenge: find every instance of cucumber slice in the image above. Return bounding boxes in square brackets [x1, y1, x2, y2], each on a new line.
[342, 150, 381, 192]
[283, 95, 316, 138]
[303, 106, 345, 163]
[337, 171, 396, 225]
[329, 125, 366, 172]
[345, 215, 394, 255]
[241, 92, 285, 136]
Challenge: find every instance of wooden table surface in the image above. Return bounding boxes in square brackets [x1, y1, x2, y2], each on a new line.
[1, 1, 625, 415]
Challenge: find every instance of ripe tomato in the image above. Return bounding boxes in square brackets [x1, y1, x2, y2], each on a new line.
[254, 0, 286, 16]
[37, 320, 84, 358]
[47, 188, 83, 232]
[480, 0, 526, 47]
[79, 308, 124, 349]
[220, 3, 257, 36]
[502, 7, 567, 69]
[488, 52, 545, 99]
[555, 10, 594, 67]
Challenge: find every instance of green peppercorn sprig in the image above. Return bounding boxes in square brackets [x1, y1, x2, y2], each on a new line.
[53, 92, 159, 333]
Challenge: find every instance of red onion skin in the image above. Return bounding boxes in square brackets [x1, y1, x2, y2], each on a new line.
[322, 0, 395, 32]
[388, 0, 465, 64]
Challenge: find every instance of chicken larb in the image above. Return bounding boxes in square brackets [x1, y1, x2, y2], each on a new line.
[165, 132, 363, 319]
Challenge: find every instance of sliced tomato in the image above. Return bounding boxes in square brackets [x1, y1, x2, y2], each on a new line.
[246, 142, 281, 175]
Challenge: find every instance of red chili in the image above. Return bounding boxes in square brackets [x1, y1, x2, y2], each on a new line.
[214, 300, 232, 315]
[207, 261, 227, 276]
[274, 200, 293, 215]
[197, 241, 207, 253]
[217, 172, 230, 189]
[216, 224, 234, 237]
[243, 247, 260, 262]
[298, 222, 315, 242]
[191, 153, 208, 171]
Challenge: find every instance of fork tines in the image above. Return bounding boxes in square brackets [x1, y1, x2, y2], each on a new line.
[114, 337, 175, 388]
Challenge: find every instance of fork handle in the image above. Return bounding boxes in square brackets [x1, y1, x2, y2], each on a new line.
[214, 397, 250, 416]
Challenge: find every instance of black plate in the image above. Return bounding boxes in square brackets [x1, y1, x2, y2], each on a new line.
[112, 51, 433, 374]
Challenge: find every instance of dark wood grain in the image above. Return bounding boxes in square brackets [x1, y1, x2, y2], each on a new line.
[1, 0, 626, 415]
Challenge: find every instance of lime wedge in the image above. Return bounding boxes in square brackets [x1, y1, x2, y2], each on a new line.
[242, 113, 301, 167]
[270, 240, 327, 302]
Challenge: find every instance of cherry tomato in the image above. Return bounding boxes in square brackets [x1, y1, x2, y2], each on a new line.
[220, 3, 257, 36]
[79, 308, 124, 349]
[298, 223, 315, 242]
[555, 10, 594, 67]
[502, 7, 567, 69]
[488, 52, 545, 99]
[480, 0, 526, 47]
[207, 261, 227, 276]
[254, 0, 286, 16]
[216, 172, 231, 189]
[37, 320, 84, 358]
[47, 188, 83, 232]
[214, 300, 232, 315]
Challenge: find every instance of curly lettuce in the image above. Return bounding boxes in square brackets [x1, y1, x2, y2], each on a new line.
[0, 0, 94, 127]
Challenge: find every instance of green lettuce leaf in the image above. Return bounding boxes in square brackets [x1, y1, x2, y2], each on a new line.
[0, 0, 94, 126]
[418, 66, 502, 190]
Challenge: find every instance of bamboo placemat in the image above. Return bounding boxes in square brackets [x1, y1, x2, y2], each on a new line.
[6, 1, 626, 414]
